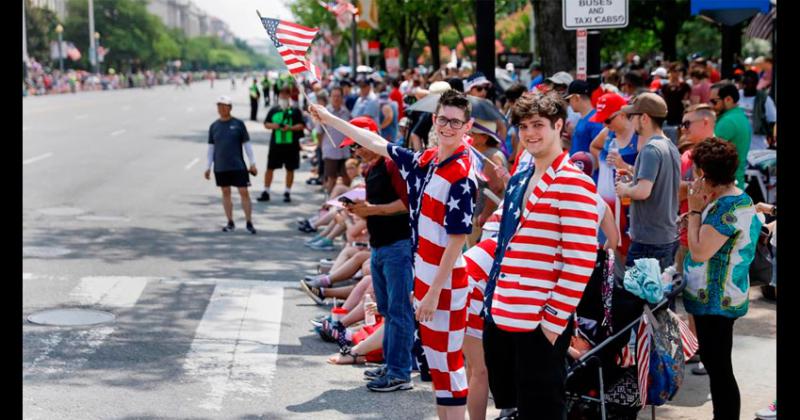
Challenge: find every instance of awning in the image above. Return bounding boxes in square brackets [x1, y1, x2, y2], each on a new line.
[691, 0, 771, 26]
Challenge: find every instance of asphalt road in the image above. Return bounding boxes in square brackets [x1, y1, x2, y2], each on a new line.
[22, 83, 775, 420]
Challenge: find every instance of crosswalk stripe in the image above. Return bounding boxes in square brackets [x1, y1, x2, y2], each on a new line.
[183, 283, 284, 411]
[70, 276, 150, 307]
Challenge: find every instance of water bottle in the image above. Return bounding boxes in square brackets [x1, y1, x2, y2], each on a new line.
[363, 293, 376, 326]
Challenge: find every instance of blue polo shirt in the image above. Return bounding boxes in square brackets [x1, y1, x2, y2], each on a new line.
[570, 109, 604, 155]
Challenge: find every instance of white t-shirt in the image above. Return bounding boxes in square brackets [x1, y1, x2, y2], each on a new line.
[738, 90, 776, 150]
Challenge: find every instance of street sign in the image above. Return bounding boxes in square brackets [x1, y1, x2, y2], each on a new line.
[576, 29, 587, 80]
[497, 53, 534, 69]
[367, 40, 380, 56]
[562, 0, 629, 30]
[384, 48, 400, 76]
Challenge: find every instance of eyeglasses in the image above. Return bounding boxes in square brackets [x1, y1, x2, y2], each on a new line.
[471, 86, 486, 92]
[680, 119, 701, 129]
[434, 115, 467, 129]
[709, 98, 721, 105]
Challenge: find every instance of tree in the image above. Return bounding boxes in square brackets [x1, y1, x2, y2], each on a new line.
[25, 1, 60, 65]
[530, 0, 575, 75]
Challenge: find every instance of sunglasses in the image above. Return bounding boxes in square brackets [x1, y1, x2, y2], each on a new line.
[680, 119, 700, 129]
[709, 98, 721, 105]
[471, 86, 486, 92]
[626, 113, 641, 120]
[604, 114, 619, 125]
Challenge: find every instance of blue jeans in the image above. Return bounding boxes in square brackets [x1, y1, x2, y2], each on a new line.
[371, 238, 415, 381]
[626, 240, 679, 271]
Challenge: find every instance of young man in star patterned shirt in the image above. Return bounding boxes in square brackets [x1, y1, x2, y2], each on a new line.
[309, 89, 478, 419]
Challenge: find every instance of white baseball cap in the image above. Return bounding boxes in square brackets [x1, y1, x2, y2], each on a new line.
[216, 95, 232, 106]
[651, 67, 668, 78]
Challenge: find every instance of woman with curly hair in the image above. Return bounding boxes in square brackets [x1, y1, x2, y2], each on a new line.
[683, 137, 762, 420]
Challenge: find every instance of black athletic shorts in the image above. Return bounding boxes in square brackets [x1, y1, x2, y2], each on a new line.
[214, 170, 250, 187]
[267, 146, 300, 170]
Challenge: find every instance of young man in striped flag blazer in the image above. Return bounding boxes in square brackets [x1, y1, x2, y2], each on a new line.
[464, 91, 600, 419]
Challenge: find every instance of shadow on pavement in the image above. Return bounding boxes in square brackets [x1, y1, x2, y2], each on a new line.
[285, 379, 434, 419]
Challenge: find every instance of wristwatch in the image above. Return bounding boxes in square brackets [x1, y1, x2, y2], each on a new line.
[770, 205, 777, 217]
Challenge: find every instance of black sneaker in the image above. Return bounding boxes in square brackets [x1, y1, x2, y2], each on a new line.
[364, 365, 386, 379]
[283, 192, 291, 203]
[222, 221, 235, 232]
[246, 222, 256, 234]
[366, 376, 412, 392]
[256, 191, 270, 202]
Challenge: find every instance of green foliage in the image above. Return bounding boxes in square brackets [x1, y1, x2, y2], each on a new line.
[24, 0, 61, 65]
[54, 0, 268, 72]
[676, 18, 722, 59]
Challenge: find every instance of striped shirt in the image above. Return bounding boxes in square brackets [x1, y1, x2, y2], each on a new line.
[479, 151, 599, 334]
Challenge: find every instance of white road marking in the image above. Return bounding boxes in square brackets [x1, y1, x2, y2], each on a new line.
[184, 158, 200, 170]
[23, 273, 33, 280]
[24, 277, 149, 378]
[110, 129, 126, 137]
[23, 153, 53, 165]
[183, 283, 284, 411]
[70, 276, 150, 307]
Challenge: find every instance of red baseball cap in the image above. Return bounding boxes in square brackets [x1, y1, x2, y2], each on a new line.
[340, 116, 379, 148]
[590, 93, 627, 123]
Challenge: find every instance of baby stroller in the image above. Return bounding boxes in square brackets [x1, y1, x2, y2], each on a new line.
[565, 250, 688, 420]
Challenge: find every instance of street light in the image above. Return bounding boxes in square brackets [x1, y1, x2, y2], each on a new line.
[55, 24, 64, 73]
[94, 31, 101, 74]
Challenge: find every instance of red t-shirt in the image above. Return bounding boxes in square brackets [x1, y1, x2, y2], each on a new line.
[389, 88, 405, 120]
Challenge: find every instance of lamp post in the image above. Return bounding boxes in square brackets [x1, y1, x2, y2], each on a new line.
[88, 0, 96, 74]
[55, 24, 64, 73]
[94, 31, 101, 74]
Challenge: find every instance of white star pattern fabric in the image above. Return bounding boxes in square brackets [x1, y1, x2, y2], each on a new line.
[447, 197, 461, 212]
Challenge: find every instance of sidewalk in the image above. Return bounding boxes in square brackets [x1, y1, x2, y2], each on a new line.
[638, 287, 776, 419]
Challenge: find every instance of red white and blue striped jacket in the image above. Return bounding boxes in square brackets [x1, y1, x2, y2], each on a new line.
[470, 151, 599, 334]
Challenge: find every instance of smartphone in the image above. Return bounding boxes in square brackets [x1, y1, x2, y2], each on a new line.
[338, 196, 354, 205]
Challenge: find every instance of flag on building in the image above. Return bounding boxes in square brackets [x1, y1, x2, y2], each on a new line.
[357, 0, 379, 29]
[259, 16, 319, 76]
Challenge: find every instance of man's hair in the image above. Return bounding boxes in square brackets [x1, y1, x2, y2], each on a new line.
[436, 89, 472, 120]
[391, 78, 401, 88]
[684, 103, 717, 122]
[511, 92, 568, 127]
[690, 69, 708, 80]
[712, 82, 740, 103]
[330, 86, 343, 96]
[691, 137, 738, 186]
[668, 62, 683, 73]
[648, 115, 666, 129]
[623, 71, 643, 87]
[339, 80, 352, 88]
[743, 69, 759, 83]
[505, 83, 528, 102]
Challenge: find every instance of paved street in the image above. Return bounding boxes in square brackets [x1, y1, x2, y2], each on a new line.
[23, 83, 775, 419]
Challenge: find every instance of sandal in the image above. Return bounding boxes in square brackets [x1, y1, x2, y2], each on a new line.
[327, 346, 365, 365]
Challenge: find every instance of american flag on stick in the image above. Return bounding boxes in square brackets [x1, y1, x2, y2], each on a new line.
[318, 0, 358, 17]
[258, 13, 319, 78]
